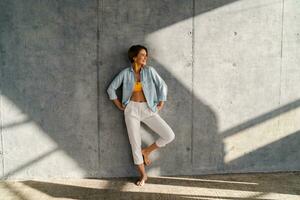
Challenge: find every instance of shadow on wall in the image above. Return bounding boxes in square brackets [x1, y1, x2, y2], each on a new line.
[227, 130, 300, 171]
[0, 0, 99, 178]
[1, 0, 300, 199]
[1, 1, 299, 197]
[101, 0, 300, 178]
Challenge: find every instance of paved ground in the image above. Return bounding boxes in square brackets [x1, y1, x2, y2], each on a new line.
[0, 172, 299, 200]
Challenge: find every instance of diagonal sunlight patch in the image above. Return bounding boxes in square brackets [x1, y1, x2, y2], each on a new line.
[223, 106, 300, 163]
[0, 182, 31, 200]
[144, 5, 194, 173]
[1, 119, 31, 130]
[117, 184, 298, 200]
[145, 17, 193, 92]
[145, 0, 291, 170]
[2, 179, 298, 200]
[1, 95, 86, 178]
[155, 176, 258, 185]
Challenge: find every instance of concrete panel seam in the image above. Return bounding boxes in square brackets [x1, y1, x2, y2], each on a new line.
[0, 65, 4, 178]
[96, 0, 103, 175]
[280, 0, 285, 59]
[96, 0, 102, 172]
[278, 0, 285, 130]
[191, 0, 195, 165]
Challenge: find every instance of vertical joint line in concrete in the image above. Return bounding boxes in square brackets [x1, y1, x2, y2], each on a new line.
[96, 0, 101, 172]
[279, 0, 284, 100]
[280, 0, 284, 60]
[0, 67, 4, 178]
[191, 0, 195, 165]
[278, 0, 284, 130]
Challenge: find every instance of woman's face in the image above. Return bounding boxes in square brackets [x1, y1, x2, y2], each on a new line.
[133, 49, 148, 66]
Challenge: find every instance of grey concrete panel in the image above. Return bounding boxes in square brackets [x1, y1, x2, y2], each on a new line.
[99, 0, 194, 177]
[0, 0, 299, 179]
[225, 130, 300, 172]
[0, 93, 2, 179]
[0, 26, 3, 178]
[276, 0, 300, 171]
[0, 0, 98, 179]
[0, 0, 5, 179]
[280, 0, 300, 108]
[193, 0, 284, 173]
[223, 0, 300, 173]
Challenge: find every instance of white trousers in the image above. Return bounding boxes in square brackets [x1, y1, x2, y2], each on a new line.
[124, 100, 175, 165]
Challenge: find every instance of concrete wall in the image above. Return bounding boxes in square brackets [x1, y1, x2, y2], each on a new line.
[0, 0, 299, 179]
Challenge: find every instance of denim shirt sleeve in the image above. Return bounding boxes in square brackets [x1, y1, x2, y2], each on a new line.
[106, 70, 125, 100]
[150, 67, 168, 101]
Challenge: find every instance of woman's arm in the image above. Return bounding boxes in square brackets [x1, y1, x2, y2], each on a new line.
[107, 70, 126, 110]
[157, 101, 164, 111]
[112, 99, 125, 111]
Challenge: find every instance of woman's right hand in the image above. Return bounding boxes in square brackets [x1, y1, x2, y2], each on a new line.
[112, 99, 126, 111]
[120, 104, 126, 111]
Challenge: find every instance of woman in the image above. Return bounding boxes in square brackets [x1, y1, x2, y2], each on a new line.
[107, 45, 175, 186]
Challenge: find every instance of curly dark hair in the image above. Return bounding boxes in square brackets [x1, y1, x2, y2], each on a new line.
[128, 45, 148, 63]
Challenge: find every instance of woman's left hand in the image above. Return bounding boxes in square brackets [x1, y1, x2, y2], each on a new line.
[157, 101, 164, 111]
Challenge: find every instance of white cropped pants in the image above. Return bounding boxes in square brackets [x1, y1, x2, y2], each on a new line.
[124, 100, 175, 165]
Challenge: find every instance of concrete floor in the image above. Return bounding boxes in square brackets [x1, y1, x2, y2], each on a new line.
[0, 172, 299, 200]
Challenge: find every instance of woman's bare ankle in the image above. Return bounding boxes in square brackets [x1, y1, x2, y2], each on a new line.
[140, 174, 148, 180]
[141, 148, 149, 155]
[142, 151, 151, 165]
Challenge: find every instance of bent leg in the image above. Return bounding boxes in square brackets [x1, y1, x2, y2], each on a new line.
[142, 114, 175, 147]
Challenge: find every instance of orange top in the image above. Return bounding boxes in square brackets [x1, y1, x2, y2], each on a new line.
[133, 81, 143, 92]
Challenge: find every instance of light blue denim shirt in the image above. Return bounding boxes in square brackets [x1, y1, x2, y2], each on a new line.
[107, 64, 167, 112]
